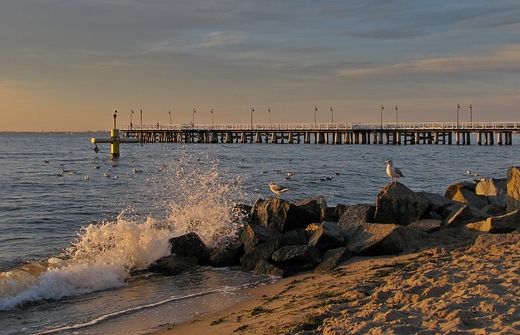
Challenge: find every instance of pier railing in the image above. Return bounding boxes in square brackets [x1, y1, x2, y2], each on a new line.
[126, 122, 520, 132]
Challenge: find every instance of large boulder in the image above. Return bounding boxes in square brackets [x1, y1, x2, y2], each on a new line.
[239, 235, 283, 271]
[449, 188, 489, 209]
[148, 255, 198, 275]
[209, 237, 244, 267]
[169, 232, 210, 265]
[337, 204, 375, 229]
[271, 245, 320, 265]
[444, 181, 477, 198]
[281, 228, 308, 246]
[507, 167, 520, 213]
[467, 209, 520, 233]
[241, 224, 281, 253]
[308, 221, 346, 254]
[342, 222, 429, 256]
[373, 183, 432, 225]
[295, 196, 327, 222]
[314, 247, 352, 274]
[253, 198, 318, 233]
[476, 178, 507, 207]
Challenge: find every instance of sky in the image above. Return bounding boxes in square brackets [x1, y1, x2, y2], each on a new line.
[1, 0, 519, 132]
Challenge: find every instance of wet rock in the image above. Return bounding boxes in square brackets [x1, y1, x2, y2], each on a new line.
[209, 238, 244, 267]
[332, 204, 349, 221]
[239, 235, 283, 271]
[374, 183, 431, 225]
[148, 255, 198, 276]
[241, 224, 281, 253]
[169, 232, 210, 265]
[271, 245, 320, 265]
[281, 228, 308, 246]
[254, 259, 286, 277]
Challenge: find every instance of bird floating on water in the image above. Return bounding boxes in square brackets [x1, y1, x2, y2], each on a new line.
[269, 182, 290, 198]
[384, 160, 404, 185]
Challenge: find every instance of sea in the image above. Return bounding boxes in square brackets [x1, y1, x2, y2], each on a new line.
[1, 132, 519, 334]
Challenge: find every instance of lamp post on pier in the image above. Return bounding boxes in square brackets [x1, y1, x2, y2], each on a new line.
[268, 108, 271, 124]
[130, 109, 134, 129]
[192, 108, 196, 128]
[250, 107, 254, 130]
[314, 106, 317, 124]
[330, 107, 333, 123]
[457, 104, 460, 128]
[211, 109, 214, 125]
[395, 106, 398, 123]
[469, 104, 473, 123]
[168, 110, 172, 124]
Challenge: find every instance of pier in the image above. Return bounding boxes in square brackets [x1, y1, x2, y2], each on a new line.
[122, 122, 519, 145]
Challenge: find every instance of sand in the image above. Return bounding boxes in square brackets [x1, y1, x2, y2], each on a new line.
[149, 229, 520, 335]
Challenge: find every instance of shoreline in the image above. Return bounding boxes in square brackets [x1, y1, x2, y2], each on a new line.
[148, 229, 520, 334]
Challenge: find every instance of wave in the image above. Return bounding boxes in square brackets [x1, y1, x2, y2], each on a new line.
[0, 156, 249, 310]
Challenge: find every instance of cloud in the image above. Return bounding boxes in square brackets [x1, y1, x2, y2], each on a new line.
[338, 44, 520, 77]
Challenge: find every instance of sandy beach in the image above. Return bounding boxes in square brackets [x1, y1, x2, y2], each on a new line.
[149, 228, 520, 335]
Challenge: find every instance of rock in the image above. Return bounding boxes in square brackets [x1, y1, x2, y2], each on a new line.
[342, 222, 429, 256]
[337, 204, 375, 229]
[253, 259, 286, 277]
[449, 188, 489, 209]
[444, 181, 477, 198]
[209, 238, 244, 267]
[254, 198, 318, 233]
[241, 224, 281, 253]
[482, 204, 506, 216]
[467, 209, 520, 233]
[442, 204, 475, 228]
[308, 221, 345, 254]
[239, 235, 283, 271]
[507, 167, 520, 213]
[281, 228, 308, 246]
[169, 232, 210, 265]
[407, 219, 442, 233]
[314, 247, 352, 274]
[373, 183, 432, 225]
[271, 245, 320, 265]
[476, 178, 507, 207]
[420, 192, 458, 216]
[333, 204, 349, 221]
[470, 231, 520, 251]
[148, 255, 198, 275]
[295, 196, 327, 222]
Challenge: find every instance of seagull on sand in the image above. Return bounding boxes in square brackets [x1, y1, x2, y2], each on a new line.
[269, 182, 290, 197]
[384, 160, 404, 185]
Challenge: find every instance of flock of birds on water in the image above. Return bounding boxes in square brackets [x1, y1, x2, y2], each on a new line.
[44, 157, 486, 198]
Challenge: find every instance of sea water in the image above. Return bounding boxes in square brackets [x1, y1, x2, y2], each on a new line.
[0, 132, 519, 334]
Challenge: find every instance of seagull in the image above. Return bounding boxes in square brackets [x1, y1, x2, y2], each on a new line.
[269, 182, 290, 198]
[384, 160, 404, 185]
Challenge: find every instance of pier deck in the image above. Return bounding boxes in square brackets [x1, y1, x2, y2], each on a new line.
[122, 122, 520, 145]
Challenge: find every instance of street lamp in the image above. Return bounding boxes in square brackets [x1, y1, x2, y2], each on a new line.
[130, 109, 134, 129]
[268, 108, 271, 124]
[169, 110, 172, 124]
[330, 107, 333, 123]
[314, 106, 317, 124]
[211, 109, 214, 125]
[457, 103, 460, 128]
[469, 104, 472, 123]
[192, 108, 196, 127]
[250, 107, 254, 130]
[380, 105, 384, 130]
[395, 106, 398, 123]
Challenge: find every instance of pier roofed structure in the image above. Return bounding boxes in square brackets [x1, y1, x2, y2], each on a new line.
[122, 122, 519, 146]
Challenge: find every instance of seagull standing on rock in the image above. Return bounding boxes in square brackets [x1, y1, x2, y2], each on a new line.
[384, 160, 404, 185]
[269, 182, 290, 198]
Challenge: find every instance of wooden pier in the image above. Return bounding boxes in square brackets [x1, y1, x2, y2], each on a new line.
[122, 122, 519, 145]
